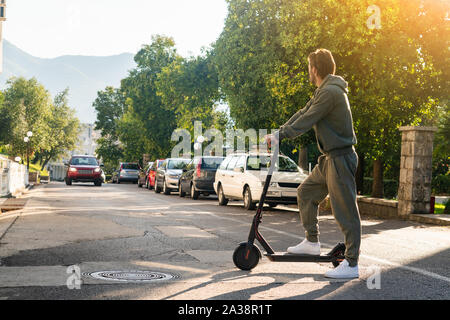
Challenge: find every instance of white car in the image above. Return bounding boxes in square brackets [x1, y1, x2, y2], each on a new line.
[213, 152, 309, 210]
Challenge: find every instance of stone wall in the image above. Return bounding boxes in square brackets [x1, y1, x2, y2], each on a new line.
[357, 196, 398, 219]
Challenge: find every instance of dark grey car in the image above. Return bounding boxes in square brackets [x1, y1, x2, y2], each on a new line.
[179, 156, 225, 199]
[112, 162, 140, 184]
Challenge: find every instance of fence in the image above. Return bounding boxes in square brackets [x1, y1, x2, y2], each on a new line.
[48, 163, 66, 181]
[0, 156, 29, 197]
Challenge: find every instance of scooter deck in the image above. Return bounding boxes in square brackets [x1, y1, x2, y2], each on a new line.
[265, 253, 337, 263]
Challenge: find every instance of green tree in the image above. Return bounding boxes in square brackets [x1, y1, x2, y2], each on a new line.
[156, 50, 226, 137]
[33, 88, 80, 170]
[120, 35, 180, 159]
[213, 0, 316, 162]
[0, 77, 53, 160]
[241, 0, 448, 197]
[93, 86, 125, 169]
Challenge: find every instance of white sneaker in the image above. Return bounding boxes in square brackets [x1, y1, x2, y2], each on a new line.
[287, 239, 321, 255]
[325, 260, 359, 279]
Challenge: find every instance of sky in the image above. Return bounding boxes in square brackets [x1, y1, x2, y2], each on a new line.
[3, 0, 228, 58]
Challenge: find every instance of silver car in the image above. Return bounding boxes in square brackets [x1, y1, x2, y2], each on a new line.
[112, 162, 140, 184]
[155, 158, 191, 195]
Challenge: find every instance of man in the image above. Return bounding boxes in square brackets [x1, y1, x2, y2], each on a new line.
[267, 49, 361, 279]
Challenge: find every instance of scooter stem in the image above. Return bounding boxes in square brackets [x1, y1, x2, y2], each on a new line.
[247, 133, 280, 255]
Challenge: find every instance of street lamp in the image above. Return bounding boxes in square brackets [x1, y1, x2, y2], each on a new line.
[24, 131, 32, 171]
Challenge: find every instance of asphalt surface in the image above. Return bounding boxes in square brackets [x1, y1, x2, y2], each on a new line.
[0, 182, 449, 300]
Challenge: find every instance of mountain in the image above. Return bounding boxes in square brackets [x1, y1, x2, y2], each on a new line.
[0, 40, 136, 124]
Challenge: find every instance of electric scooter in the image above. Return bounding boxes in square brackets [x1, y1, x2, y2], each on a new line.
[233, 134, 346, 271]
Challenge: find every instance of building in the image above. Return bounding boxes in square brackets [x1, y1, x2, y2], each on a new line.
[70, 123, 101, 157]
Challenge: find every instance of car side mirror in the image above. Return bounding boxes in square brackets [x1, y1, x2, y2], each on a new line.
[100, 164, 105, 168]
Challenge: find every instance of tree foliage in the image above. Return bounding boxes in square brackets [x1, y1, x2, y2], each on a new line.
[213, 0, 448, 197]
[0, 78, 80, 167]
[33, 88, 80, 169]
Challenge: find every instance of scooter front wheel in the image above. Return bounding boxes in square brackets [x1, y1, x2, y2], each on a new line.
[233, 243, 261, 271]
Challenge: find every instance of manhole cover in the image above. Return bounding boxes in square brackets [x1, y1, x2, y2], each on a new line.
[82, 270, 179, 283]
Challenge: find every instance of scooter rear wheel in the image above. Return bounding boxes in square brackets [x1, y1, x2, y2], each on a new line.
[233, 243, 261, 271]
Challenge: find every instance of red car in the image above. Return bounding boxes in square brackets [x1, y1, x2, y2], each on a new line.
[65, 155, 104, 186]
[146, 159, 165, 190]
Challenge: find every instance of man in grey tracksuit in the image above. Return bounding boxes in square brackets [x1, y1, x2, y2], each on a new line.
[268, 49, 361, 279]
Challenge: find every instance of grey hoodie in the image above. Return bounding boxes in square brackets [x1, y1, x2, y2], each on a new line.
[278, 74, 357, 154]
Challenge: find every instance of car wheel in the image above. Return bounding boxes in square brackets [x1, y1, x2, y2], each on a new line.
[218, 184, 228, 206]
[155, 179, 161, 193]
[179, 182, 186, 197]
[268, 203, 278, 208]
[65, 178, 72, 186]
[244, 187, 256, 210]
[94, 180, 102, 187]
[163, 179, 171, 195]
[191, 183, 200, 200]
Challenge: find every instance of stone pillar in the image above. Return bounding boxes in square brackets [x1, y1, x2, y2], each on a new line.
[398, 126, 437, 217]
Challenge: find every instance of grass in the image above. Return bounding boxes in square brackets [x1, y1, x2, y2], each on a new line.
[28, 162, 49, 176]
[435, 203, 446, 215]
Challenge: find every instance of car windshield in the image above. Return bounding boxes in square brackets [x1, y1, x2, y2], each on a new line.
[247, 155, 299, 172]
[201, 157, 225, 169]
[168, 159, 191, 170]
[71, 157, 98, 166]
[122, 163, 140, 170]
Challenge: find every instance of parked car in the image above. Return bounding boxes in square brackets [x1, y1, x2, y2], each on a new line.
[65, 155, 104, 187]
[179, 156, 225, 199]
[112, 162, 140, 184]
[213, 152, 308, 210]
[138, 162, 153, 188]
[147, 159, 165, 190]
[155, 158, 191, 195]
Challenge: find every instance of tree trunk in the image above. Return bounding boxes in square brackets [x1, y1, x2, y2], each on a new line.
[355, 153, 364, 195]
[372, 159, 384, 198]
[31, 153, 41, 165]
[41, 158, 50, 171]
[41, 153, 55, 171]
[298, 145, 309, 171]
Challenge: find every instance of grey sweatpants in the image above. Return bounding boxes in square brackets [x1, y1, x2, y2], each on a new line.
[297, 150, 361, 267]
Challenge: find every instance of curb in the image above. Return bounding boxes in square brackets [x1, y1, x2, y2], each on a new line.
[408, 214, 450, 226]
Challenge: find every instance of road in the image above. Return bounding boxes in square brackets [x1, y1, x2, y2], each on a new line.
[0, 182, 449, 300]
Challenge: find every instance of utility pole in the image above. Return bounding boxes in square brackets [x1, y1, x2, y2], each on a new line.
[0, 0, 6, 74]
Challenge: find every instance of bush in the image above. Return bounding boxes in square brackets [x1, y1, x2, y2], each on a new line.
[445, 200, 450, 214]
[432, 174, 450, 195]
[362, 178, 398, 199]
